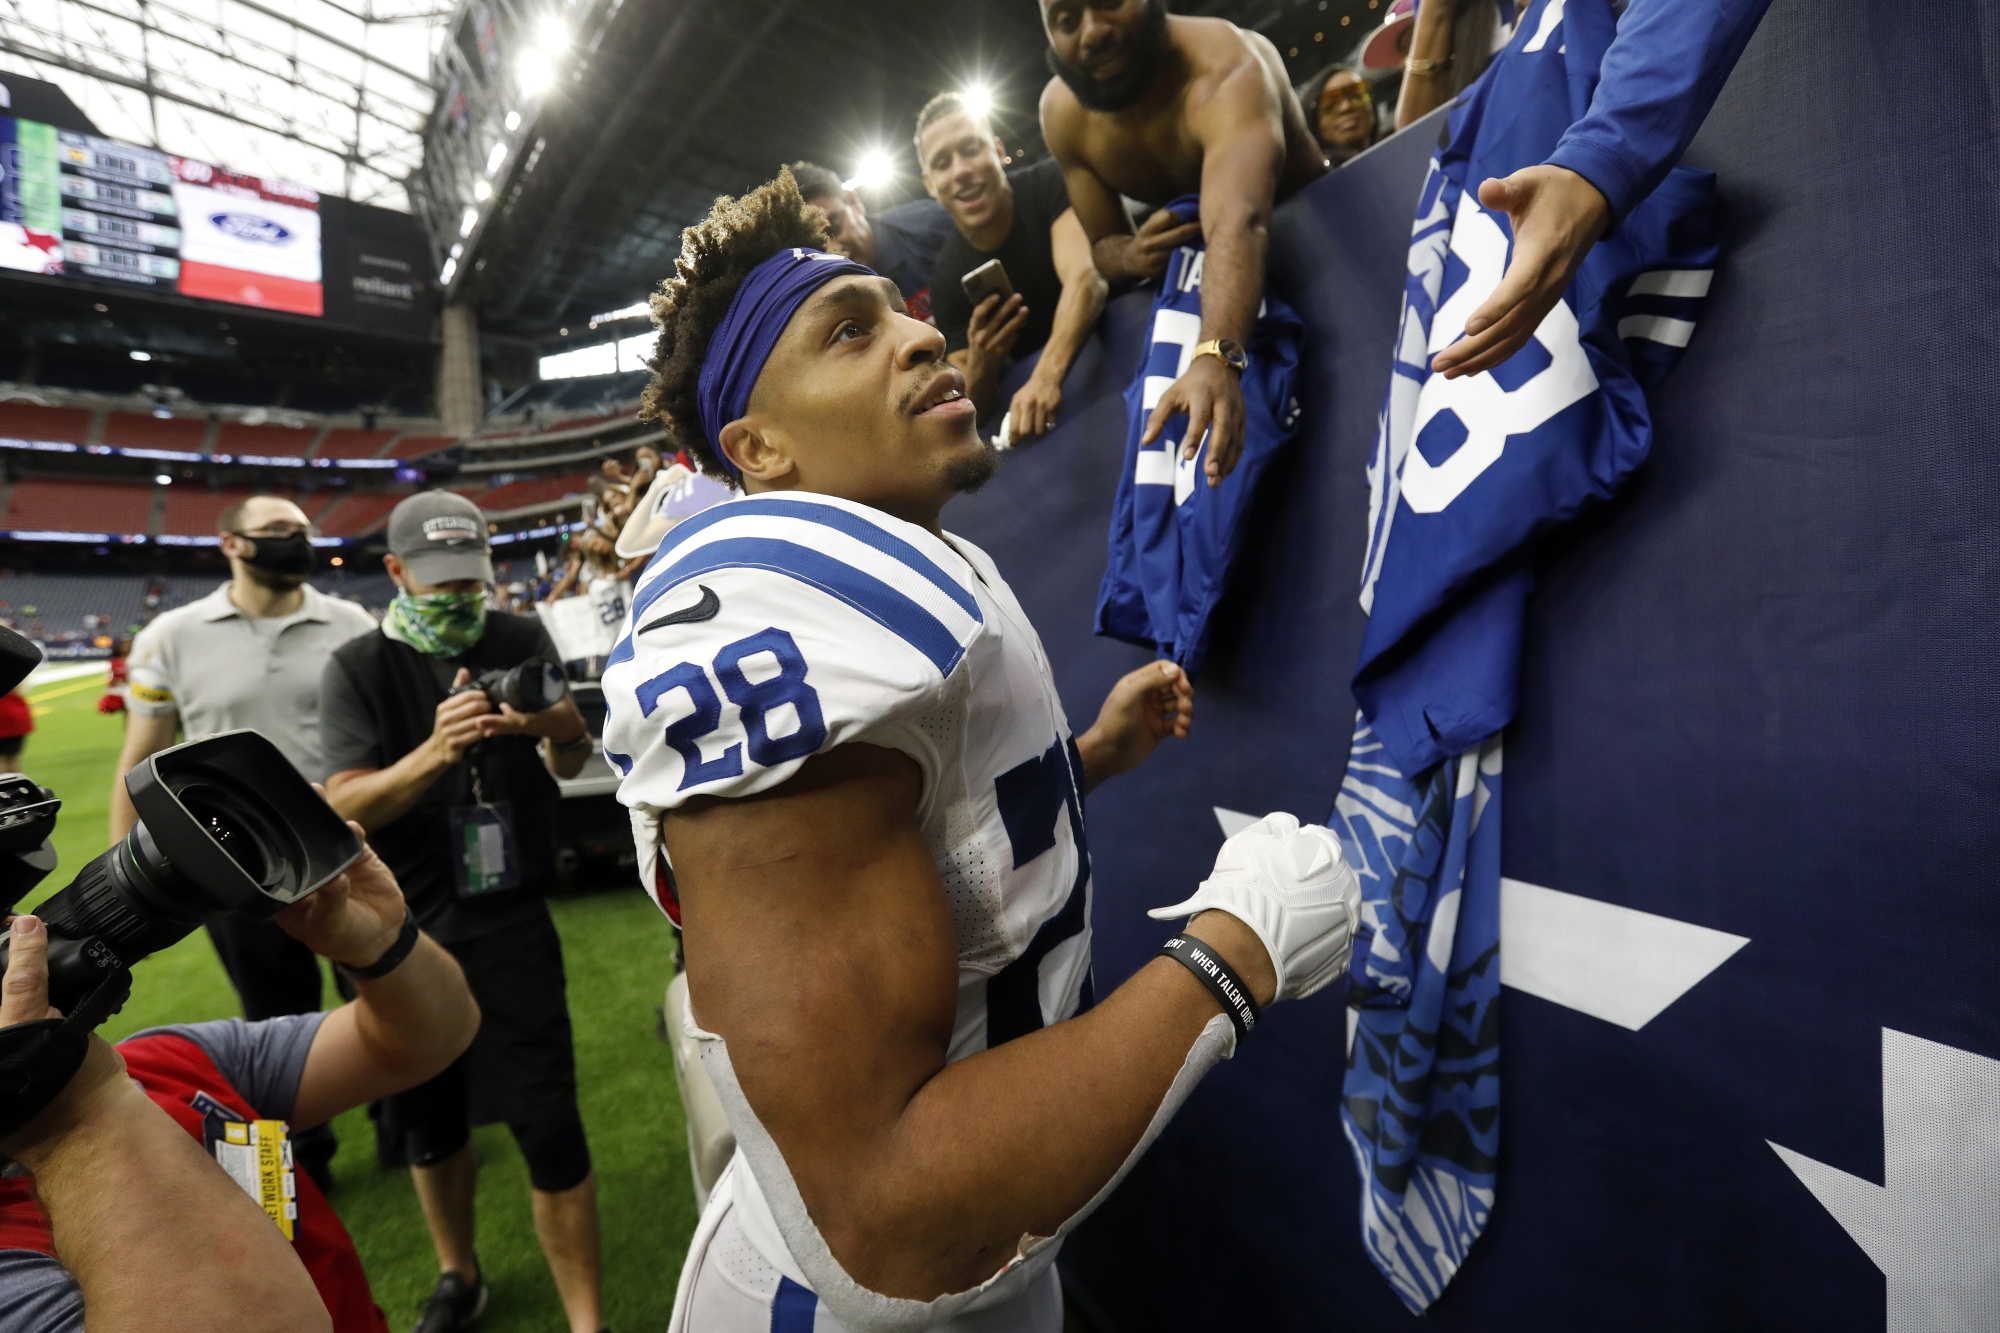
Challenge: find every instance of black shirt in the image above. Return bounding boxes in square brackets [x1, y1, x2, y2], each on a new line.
[869, 196, 955, 323]
[319, 613, 564, 944]
[928, 157, 1071, 362]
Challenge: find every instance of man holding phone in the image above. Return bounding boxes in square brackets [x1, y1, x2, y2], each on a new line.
[919, 91, 1108, 441]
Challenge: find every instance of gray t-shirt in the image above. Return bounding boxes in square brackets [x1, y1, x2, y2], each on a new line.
[126, 583, 378, 781]
[0, 1013, 327, 1329]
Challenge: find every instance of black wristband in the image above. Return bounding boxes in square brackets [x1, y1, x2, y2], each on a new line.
[338, 912, 419, 980]
[1160, 934, 1260, 1039]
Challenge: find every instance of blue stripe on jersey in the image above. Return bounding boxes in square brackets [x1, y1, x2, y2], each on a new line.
[643, 536, 970, 675]
[771, 1276, 817, 1332]
[606, 495, 983, 673]
[645, 496, 981, 620]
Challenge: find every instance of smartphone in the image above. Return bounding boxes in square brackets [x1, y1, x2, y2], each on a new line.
[960, 258, 1015, 306]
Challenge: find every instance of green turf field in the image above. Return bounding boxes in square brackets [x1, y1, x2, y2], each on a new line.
[18, 669, 698, 1332]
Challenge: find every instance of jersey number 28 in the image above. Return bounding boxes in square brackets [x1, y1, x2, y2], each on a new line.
[634, 628, 828, 789]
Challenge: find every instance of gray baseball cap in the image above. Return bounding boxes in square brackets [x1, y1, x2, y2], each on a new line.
[387, 491, 495, 586]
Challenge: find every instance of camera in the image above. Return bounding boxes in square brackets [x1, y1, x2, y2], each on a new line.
[453, 658, 568, 713]
[0, 631, 361, 1023]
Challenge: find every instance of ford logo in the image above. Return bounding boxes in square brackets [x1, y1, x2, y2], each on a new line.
[209, 212, 291, 243]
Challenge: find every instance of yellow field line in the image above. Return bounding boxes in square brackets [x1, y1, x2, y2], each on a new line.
[27, 675, 110, 706]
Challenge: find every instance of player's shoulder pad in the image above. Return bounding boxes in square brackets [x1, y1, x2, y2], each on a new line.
[599, 493, 986, 807]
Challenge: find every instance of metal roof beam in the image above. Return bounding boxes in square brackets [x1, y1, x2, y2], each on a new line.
[0, 34, 374, 170]
[15, 0, 435, 122]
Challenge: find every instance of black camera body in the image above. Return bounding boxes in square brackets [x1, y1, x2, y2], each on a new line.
[0, 624, 363, 1138]
[0, 730, 363, 1018]
[452, 658, 568, 714]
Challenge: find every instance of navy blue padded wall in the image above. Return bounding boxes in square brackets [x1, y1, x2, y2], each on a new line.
[945, 2, 1999, 1328]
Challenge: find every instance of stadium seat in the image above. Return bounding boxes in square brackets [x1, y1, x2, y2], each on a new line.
[315, 491, 404, 537]
[470, 476, 591, 512]
[314, 428, 398, 460]
[2, 478, 154, 534]
[102, 412, 209, 452]
[160, 485, 275, 535]
[386, 433, 456, 459]
[214, 422, 317, 458]
[0, 403, 93, 445]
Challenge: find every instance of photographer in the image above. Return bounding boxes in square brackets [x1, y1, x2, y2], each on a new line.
[319, 493, 603, 1333]
[0, 830, 481, 1333]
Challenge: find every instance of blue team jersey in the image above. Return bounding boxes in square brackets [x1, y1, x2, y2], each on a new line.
[1333, 0, 1752, 1311]
[1096, 196, 1304, 672]
[1352, 0, 1721, 776]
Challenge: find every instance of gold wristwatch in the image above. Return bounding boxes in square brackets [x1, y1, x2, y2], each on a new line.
[1192, 337, 1248, 373]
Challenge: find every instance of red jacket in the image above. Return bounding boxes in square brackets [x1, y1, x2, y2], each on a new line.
[0, 1031, 387, 1332]
[0, 690, 32, 740]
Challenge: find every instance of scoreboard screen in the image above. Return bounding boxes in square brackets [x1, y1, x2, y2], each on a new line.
[1, 116, 326, 317]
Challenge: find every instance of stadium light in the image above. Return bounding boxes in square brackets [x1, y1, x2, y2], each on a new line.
[129, 350, 151, 361]
[459, 206, 479, 237]
[517, 49, 557, 96]
[588, 302, 649, 329]
[963, 83, 994, 121]
[846, 149, 895, 192]
[537, 15, 569, 49]
[485, 142, 507, 175]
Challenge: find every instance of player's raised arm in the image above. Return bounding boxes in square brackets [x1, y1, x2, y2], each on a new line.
[1148, 47, 1290, 487]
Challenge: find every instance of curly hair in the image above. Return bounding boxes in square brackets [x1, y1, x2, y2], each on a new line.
[638, 167, 830, 485]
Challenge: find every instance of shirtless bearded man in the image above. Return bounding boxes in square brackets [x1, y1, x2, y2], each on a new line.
[1039, 0, 1323, 488]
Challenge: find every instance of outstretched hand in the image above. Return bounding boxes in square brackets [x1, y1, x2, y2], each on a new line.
[1076, 660, 1195, 791]
[274, 820, 409, 970]
[1431, 165, 1610, 380]
[1142, 355, 1246, 488]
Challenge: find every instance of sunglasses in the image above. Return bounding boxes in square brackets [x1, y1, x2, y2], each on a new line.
[1320, 82, 1374, 113]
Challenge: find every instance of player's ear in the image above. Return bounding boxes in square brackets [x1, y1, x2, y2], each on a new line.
[720, 420, 794, 487]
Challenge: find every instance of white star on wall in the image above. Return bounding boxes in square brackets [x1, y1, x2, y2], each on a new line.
[1770, 1029, 2000, 1332]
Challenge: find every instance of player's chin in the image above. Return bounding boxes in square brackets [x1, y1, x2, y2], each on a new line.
[931, 423, 1002, 495]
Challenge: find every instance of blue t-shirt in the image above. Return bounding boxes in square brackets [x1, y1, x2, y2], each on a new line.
[1544, 0, 1774, 223]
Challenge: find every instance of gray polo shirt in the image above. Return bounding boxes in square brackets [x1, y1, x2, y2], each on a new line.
[126, 583, 379, 781]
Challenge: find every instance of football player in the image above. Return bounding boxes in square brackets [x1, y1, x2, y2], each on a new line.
[602, 168, 1361, 1332]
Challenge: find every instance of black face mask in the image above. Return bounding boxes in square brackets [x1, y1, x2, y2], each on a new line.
[235, 531, 316, 580]
[1046, 0, 1171, 113]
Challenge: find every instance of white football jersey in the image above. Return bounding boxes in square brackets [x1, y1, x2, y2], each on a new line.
[601, 490, 1096, 1062]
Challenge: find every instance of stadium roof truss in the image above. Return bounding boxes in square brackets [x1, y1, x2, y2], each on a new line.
[0, 0, 448, 209]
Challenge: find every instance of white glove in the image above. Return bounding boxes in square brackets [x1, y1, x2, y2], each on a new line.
[1148, 812, 1361, 1002]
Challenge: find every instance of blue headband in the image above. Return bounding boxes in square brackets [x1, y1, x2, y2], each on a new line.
[696, 247, 875, 478]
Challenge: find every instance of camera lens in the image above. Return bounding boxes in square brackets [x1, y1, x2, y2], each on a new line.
[170, 782, 298, 896]
[523, 661, 566, 711]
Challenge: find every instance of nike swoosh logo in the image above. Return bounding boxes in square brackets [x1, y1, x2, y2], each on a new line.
[638, 584, 720, 633]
